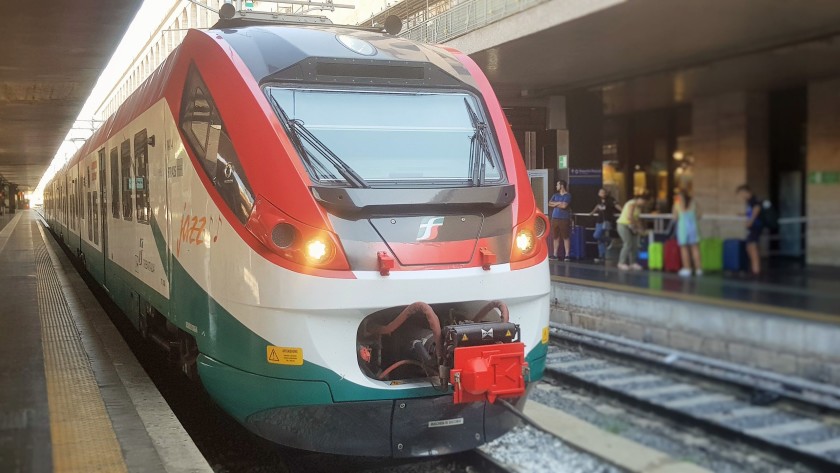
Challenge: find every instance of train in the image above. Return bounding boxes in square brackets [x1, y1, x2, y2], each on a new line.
[41, 10, 550, 457]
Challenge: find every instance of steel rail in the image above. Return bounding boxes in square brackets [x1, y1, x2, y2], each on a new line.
[547, 323, 840, 471]
[550, 322, 840, 411]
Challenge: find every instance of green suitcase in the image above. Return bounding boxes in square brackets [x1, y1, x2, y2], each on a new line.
[700, 238, 723, 272]
[648, 241, 664, 270]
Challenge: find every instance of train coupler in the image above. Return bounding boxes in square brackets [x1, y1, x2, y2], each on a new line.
[444, 322, 528, 404]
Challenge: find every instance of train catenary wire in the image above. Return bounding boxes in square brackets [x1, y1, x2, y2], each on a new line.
[39, 10, 552, 458]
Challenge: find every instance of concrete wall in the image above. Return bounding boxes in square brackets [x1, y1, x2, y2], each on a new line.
[551, 282, 840, 385]
[692, 92, 768, 239]
[806, 78, 840, 266]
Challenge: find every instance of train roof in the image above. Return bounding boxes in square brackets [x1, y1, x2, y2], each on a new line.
[50, 24, 478, 178]
[212, 25, 477, 89]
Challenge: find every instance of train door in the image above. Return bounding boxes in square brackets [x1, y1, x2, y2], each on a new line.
[99, 148, 108, 285]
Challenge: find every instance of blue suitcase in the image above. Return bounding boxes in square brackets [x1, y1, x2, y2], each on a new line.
[723, 239, 747, 272]
[568, 225, 587, 260]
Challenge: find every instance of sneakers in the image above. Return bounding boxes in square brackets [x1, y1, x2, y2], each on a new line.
[617, 263, 630, 271]
[630, 263, 643, 271]
[695, 269, 703, 276]
[678, 268, 692, 277]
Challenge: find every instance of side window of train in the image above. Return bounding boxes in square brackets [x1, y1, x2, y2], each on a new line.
[120, 139, 133, 221]
[179, 66, 254, 224]
[110, 147, 120, 219]
[134, 129, 150, 225]
[87, 165, 93, 240]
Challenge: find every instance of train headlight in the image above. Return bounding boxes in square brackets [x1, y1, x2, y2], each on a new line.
[305, 238, 330, 263]
[515, 229, 535, 254]
[271, 223, 297, 249]
[534, 213, 547, 238]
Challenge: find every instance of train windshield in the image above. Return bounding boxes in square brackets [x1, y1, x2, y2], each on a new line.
[265, 87, 503, 186]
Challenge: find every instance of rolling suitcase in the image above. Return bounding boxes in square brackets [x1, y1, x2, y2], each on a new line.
[723, 239, 747, 272]
[568, 225, 587, 260]
[648, 241, 664, 270]
[664, 238, 682, 272]
[700, 238, 723, 272]
[636, 233, 650, 269]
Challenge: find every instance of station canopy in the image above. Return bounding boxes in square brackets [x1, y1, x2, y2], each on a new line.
[0, 0, 142, 190]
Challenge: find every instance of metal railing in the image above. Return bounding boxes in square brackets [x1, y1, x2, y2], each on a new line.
[568, 213, 839, 258]
[399, 0, 549, 44]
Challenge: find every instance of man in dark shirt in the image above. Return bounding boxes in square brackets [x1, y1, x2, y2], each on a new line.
[589, 188, 622, 263]
[737, 184, 763, 275]
[549, 180, 572, 261]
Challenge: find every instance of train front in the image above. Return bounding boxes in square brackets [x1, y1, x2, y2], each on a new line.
[196, 24, 550, 457]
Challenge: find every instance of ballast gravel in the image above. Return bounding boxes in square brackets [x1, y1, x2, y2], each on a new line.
[480, 425, 620, 473]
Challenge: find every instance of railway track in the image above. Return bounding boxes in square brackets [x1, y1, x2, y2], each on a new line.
[547, 323, 840, 471]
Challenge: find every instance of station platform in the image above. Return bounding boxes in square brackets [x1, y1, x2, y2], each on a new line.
[548, 260, 840, 386]
[551, 261, 839, 321]
[0, 211, 209, 473]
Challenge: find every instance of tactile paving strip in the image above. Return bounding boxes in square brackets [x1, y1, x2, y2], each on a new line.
[34, 240, 128, 473]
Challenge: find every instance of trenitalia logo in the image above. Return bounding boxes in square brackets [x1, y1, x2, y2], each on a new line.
[416, 216, 445, 241]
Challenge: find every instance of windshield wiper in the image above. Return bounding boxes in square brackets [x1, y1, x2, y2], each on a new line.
[267, 93, 369, 189]
[464, 98, 495, 187]
[268, 93, 334, 181]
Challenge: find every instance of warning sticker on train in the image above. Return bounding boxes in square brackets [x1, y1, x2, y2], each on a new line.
[266, 346, 303, 366]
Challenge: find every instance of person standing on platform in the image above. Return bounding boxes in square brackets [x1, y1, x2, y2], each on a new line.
[616, 193, 648, 271]
[737, 184, 763, 276]
[549, 180, 572, 261]
[589, 188, 622, 263]
[674, 188, 702, 277]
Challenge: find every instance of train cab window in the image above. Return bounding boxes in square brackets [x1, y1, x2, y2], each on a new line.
[134, 129, 150, 224]
[180, 66, 254, 224]
[120, 139, 133, 221]
[266, 87, 504, 186]
[110, 147, 120, 219]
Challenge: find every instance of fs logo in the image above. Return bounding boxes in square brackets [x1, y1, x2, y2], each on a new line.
[416, 216, 445, 241]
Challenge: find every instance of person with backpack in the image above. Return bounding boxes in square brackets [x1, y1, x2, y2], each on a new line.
[549, 180, 572, 261]
[736, 184, 764, 276]
[673, 188, 702, 277]
[589, 188, 622, 263]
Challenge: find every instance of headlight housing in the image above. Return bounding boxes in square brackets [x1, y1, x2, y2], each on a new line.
[510, 210, 548, 264]
[246, 197, 349, 270]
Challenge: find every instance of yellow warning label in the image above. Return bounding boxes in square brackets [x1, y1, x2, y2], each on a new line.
[266, 346, 303, 366]
[505, 330, 512, 338]
[461, 334, 468, 342]
[541, 327, 549, 344]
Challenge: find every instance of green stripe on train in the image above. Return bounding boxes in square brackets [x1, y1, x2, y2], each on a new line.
[107, 214, 549, 417]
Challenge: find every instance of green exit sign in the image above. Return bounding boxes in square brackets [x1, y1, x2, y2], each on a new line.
[557, 154, 568, 170]
[809, 171, 840, 185]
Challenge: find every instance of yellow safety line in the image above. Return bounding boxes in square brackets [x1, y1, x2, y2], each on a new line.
[0, 211, 23, 254]
[551, 275, 839, 325]
[35, 222, 128, 473]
